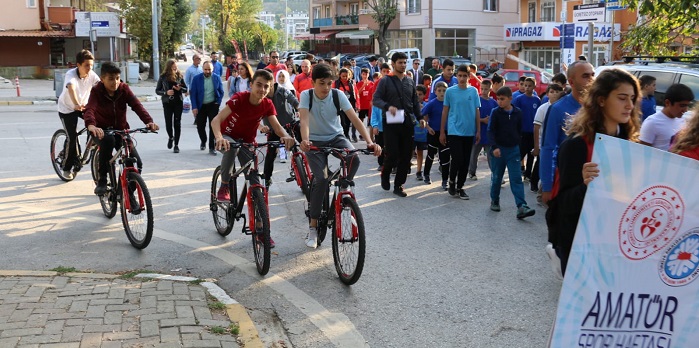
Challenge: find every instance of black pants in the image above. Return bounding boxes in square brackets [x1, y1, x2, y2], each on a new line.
[263, 131, 281, 181]
[530, 155, 540, 191]
[375, 131, 384, 166]
[163, 101, 183, 145]
[424, 131, 450, 182]
[58, 111, 83, 171]
[96, 134, 142, 184]
[520, 132, 534, 178]
[340, 111, 351, 138]
[197, 102, 219, 150]
[382, 125, 414, 189]
[447, 135, 474, 188]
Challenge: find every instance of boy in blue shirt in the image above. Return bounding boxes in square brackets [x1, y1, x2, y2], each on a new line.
[468, 79, 498, 180]
[414, 85, 428, 181]
[512, 77, 540, 183]
[511, 76, 526, 99]
[640, 75, 657, 121]
[428, 59, 457, 101]
[422, 81, 449, 188]
[439, 65, 481, 199]
[487, 87, 535, 219]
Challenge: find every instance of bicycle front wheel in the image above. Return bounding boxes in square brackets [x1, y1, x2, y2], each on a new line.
[99, 168, 118, 218]
[121, 171, 154, 249]
[332, 196, 365, 285]
[251, 187, 271, 275]
[50, 129, 74, 181]
[293, 155, 310, 201]
[90, 148, 99, 184]
[210, 166, 234, 236]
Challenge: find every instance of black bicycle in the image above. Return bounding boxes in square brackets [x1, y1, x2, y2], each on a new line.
[308, 146, 373, 285]
[96, 128, 156, 249]
[210, 141, 281, 275]
[50, 125, 98, 182]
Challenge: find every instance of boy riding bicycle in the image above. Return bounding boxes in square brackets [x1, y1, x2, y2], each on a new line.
[210, 69, 296, 246]
[299, 64, 382, 249]
[84, 62, 159, 196]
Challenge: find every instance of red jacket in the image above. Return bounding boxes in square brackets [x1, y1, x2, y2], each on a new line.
[84, 82, 153, 130]
[679, 146, 699, 161]
[293, 72, 313, 99]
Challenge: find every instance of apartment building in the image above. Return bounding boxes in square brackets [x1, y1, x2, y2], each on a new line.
[0, 0, 135, 68]
[258, 11, 277, 29]
[301, 0, 519, 61]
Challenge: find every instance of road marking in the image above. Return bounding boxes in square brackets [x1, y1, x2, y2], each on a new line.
[8, 203, 369, 347]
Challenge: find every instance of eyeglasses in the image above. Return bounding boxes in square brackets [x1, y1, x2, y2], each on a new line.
[271, 56, 279, 59]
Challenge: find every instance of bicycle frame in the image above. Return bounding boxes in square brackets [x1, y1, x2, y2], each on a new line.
[75, 127, 96, 167]
[106, 130, 145, 212]
[284, 122, 313, 186]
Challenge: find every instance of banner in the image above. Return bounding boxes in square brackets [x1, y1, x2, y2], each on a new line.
[230, 39, 241, 55]
[550, 134, 699, 347]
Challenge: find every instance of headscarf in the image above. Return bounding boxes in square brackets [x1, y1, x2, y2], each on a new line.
[276, 69, 294, 92]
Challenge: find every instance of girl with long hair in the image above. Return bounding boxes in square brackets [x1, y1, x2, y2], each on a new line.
[286, 63, 297, 83]
[551, 68, 641, 275]
[155, 59, 187, 152]
[228, 62, 253, 96]
[670, 105, 699, 160]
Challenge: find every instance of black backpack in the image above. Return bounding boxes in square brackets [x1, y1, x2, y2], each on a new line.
[308, 88, 342, 117]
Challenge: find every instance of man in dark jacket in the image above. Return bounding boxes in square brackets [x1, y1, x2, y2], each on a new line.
[372, 52, 421, 197]
[84, 62, 159, 195]
[190, 61, 225, 154]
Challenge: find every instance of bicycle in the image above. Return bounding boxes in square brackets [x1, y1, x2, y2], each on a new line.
[50, 125, 98, 182]
[308, 145, 373, 285]
[210, 141, 281, 276]
[283, 121, 312, 201]
[96, 128, 156, 249]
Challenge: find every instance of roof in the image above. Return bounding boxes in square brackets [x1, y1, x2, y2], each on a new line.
[0, 30, 74, 38]
[293, 30, 339, 41]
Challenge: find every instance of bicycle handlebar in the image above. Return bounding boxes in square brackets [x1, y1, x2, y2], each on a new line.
[227, 140, 284, 148]
[104, 128, 158, 136]
[308, 145, 375, 156]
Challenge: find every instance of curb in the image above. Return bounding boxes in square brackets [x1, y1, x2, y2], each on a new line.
[0, 270, 263, 347]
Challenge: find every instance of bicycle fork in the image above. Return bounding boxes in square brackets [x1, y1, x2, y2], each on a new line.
[333, 188, 358, 242]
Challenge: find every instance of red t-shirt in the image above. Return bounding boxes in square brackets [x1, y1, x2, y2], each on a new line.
[679, 147, 699, 161]
[266, 63, 287, 80]
[356, 80, 374, 110]
[222, 91, 277, 143]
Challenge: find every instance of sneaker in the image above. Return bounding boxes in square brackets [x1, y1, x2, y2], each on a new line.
[209, 149, 217, 156]
[546, 243, 564, 281]
[423, 175, 431, 184]
[62, 170, 74, 180]
[377, 165, 383, 172]
[393, 186, 407, 197]
[216, 185, 230, 201]
[200, 142, 206, 151]
[265, 177, 273, 190]
[490, 201, 501, 212]
[517, 205, 536, 219]
[352, 136, 358, 143]
[167, 138, 173, 149]
[448, 182, 456, 196]
[469, 174, 477, 181]
[457, 189, 469, 200]
[441, 179, 448, 191]
[381, 170, 390, 191]
[280, 158, 287, 163]
[94, 181, 107, 195]
[128, 193, 141, 214]
[306, 227, 318, 249]
[416, 171, 423, 181]
[173, 145, 180, 153]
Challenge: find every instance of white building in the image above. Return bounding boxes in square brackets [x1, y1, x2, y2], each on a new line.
[258, 11, 276, 29]
[283, 11, 309, 39]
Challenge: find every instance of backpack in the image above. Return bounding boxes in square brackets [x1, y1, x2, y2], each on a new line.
[308, 88, 342, 117]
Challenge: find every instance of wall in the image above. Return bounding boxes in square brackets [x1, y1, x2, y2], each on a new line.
[1, 0, 40, 30]
[0, 38, 50, 67]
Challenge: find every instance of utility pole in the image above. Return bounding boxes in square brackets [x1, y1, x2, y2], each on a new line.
[201, 15, 209, 55]
[151, 0, 160, 78]
[285, 0, 289, 51]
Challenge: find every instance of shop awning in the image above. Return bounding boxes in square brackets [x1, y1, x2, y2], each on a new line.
[0, 29, 73, 38]
[336, 30, 374, 39]
[293, 30, 339, 41]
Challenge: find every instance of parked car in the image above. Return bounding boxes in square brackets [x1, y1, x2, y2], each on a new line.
[497, 69, 549, 97]
[174, 47, 187, 62]
[135, 60, 150, 74]
[281, 50, 307, 59]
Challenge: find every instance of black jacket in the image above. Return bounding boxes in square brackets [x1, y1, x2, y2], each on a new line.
[155, 74, 188, 104]
[488, 106, 523, 150]
[371, 75, 421, 128]
[263, 84, 299, 127]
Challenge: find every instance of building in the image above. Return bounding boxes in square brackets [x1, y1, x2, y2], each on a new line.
[299, 0, 518, 63]
[504, 0, 637, 72]
[258, 11, 276, 29]
[0, 0, 136, 74]
[283, 11, 310, 40]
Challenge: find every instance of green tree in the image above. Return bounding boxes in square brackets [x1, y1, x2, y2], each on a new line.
[202, 0, 263, 52]
[365, 0, 397, 57]
[620, 0, 699, 56]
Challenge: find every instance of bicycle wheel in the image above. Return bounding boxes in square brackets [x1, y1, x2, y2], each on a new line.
[50, 129, 74, 181]
[317, 191, 332, 247]
[121, 171, 154, 249]
[250, 187, 271, 275]
[90, 148, 99, 184]
[99, 169, 118, 218]
[210, 166, 234, 236]
[293, 155, 310, 201]
[332, 196, 365, 285]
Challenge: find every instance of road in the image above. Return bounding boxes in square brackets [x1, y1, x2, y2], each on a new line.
[0, 92, 563, 346]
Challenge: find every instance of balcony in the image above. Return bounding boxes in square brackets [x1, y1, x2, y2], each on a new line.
[313, 17, 333, 27]
[336, 15, 359, 26]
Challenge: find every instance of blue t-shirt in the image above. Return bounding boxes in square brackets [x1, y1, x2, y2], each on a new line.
[444, 85, 480, 136]
[641, 95, 656, 122]
[512, 90, 523, 100]
[428, 75, 458, 100]
[479, 96, 498, 145]
[421, 98, 444, 131]
[512, 94, 540, 133]
[540, 93, 581, 191]
[299, 89, 353, 142]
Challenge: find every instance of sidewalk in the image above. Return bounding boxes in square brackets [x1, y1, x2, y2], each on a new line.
[0, 78, 159, 106]
[0, 271, 263, 348]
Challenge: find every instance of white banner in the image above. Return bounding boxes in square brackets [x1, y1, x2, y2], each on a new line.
[550, 134, 699, 347]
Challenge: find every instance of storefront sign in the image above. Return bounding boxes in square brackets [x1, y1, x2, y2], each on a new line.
[503, 22, 620, 42]
[75, 12, 121, 37]
[573, 3, 606, 23]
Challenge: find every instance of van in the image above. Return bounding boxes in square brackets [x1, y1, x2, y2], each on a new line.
[498, 69, 550, 97]
[386, 48, 422, 69]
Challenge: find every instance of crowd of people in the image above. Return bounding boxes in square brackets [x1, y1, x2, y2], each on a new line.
[57, 48, 699, 264]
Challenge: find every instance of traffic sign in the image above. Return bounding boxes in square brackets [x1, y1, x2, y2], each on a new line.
[606, 1, 628, 11]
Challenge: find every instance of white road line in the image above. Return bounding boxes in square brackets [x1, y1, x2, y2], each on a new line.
[8, 203, 369, 348]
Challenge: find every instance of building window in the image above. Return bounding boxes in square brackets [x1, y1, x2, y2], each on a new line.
[386, 30, 423, 53]
[434, 28, 475, 58]
[407, 0, 420, 14]
[527, 2, 536, 22]
[313, 7, 320, 19]
[350, 3, 359, 15]
[483, 0, 497, 12]
[540, 1, 555, 22]
[27, 0, 37, 8]
[325, 6, 331, 18]
[523, 47, 561, 73]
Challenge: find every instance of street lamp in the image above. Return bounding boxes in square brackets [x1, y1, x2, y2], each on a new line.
[285, 0, 289, 51]
[201, 15, 209, 55]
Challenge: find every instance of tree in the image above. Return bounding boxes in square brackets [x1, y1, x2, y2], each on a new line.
[365, 0, 398, 57]
[620, 0, 699, 56]
[202, 0, 263, 52]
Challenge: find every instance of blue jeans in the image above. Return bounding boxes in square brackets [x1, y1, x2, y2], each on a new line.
[490, 146, 527, 207]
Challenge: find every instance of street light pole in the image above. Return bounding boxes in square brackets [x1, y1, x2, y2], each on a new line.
[151, 0, 160, 78]
[285, 0, 289, 51]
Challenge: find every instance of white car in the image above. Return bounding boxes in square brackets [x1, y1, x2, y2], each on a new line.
[282, 50, 307, 60]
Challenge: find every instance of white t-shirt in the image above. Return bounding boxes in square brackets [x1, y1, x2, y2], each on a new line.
[57, 68, 100, 114]
[639, 111, 686, 151]
[533, 102, 551, 148]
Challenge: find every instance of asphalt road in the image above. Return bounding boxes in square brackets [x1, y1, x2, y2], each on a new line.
[0, 100, 563, 347]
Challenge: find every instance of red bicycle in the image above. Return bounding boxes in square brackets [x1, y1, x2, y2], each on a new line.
[283, 121, 312, 201]
[308, 145, 373, 285]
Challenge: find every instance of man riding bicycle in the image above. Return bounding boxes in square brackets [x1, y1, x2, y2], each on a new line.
[56, 50, 100, 180]
[299, 64, 381, 249]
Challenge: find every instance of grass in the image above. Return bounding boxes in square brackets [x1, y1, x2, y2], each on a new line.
[210, 326, 226, 334]
[49, 266, 78, 274]
[207, 301, 226, 310]
[229, 323, 240, 335]
[117, 269, 154, 279]
[188, 279, 204, 285]
[207, 324, 240, 336]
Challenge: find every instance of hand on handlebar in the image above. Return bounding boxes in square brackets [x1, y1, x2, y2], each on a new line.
[280, 136, 296, 150]
[259, 125, 270, 134]
[300, 140, 312, 152]
[367, 143, 382, 157]
[146, 123, 159, 132]
[215, 137, 230, 152]
[88, 125, 104, 140]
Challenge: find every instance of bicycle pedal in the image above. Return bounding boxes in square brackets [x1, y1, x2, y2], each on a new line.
[285, 177, 295, 183]
[242, 227, 252, 235]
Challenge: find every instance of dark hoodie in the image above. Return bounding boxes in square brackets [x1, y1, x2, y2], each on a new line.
[84, 81, 153, 130]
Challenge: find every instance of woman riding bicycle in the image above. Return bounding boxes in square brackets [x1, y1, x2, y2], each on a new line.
[56, 49, 100, 180]
[298, 64, 381, 249]
[84, 62, 159, 195]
